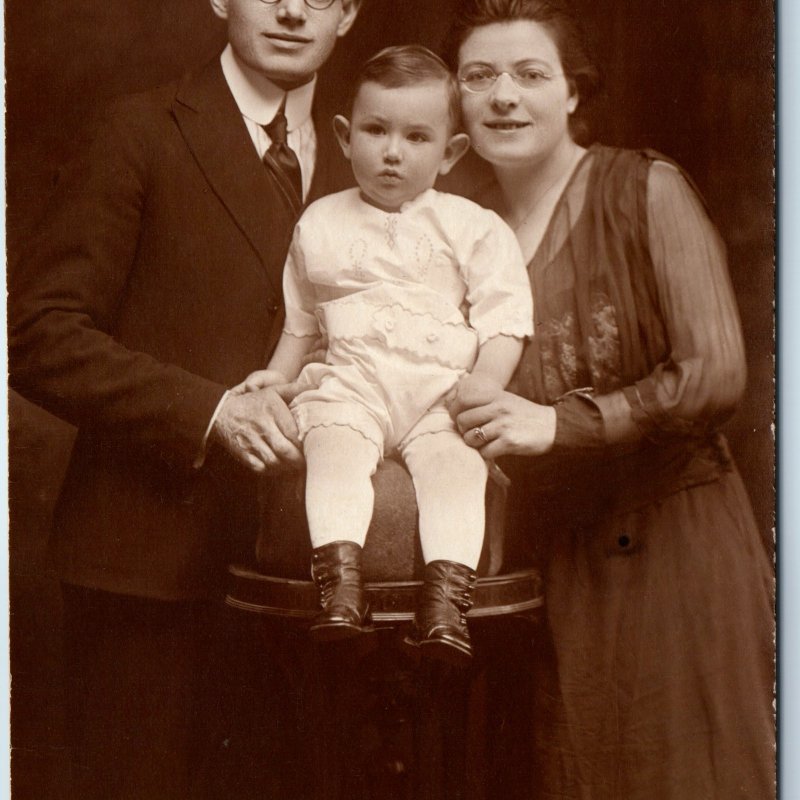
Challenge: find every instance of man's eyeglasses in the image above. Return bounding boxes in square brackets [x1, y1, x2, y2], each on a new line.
[458, 66, 563, 94]
[258, 0, 337, 8]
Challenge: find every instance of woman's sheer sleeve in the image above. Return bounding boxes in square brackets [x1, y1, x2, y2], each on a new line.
[553, 160, 747, 450]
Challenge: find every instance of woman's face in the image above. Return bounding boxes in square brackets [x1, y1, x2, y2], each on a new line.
[458, 20, 578, 170]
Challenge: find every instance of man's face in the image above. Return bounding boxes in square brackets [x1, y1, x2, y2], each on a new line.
[211, 0, 360, 90]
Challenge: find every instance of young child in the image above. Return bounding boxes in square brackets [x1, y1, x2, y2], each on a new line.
[242, 45, 532, 664]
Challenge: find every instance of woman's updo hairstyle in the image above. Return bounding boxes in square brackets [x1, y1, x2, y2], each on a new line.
[444, 0, 601, 140]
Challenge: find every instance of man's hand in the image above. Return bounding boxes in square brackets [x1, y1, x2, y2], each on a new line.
[211, 387, 303, 473]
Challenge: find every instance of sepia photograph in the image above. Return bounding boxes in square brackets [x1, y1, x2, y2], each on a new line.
[6, 1, 775, 798]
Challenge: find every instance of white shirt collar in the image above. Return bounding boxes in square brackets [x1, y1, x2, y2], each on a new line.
[220, 44, 317, 132]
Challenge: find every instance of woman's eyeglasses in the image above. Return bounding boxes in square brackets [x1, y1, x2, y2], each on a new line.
[257, 0, 337, 9]
[458, 67, 563, 94]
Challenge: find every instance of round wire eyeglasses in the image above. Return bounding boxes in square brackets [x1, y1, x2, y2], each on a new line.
[458, 67, 563, 93]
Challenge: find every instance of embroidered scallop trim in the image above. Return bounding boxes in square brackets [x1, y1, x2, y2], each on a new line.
[321, 295, 466, 330]
[294, 402, 385, 459]
[399, 422, 461, 451]
[299, 420, 384, 459]
[475, 322, 536, 346]
[281, 329, 320, 339]
[321, 298, 478, 369]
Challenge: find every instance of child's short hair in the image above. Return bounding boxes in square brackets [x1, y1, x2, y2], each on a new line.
[350, 45, 462, 133]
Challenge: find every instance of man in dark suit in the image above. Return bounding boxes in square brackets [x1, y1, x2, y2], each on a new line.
[8, 1, 361, 796]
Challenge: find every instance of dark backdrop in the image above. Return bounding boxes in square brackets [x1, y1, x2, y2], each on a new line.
[6, 1, 774, 797]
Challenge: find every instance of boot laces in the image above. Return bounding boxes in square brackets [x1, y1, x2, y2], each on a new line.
[314, 562, 361, 606]
[420, 573, 475, 625]
[313, 564, 341, 603]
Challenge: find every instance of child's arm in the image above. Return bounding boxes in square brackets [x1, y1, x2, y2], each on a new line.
[231, 332, 318, 395]
[450, 204, 534, 410]
[267, 332, 319, 383]
[450, 335, 524, 410]
[471, 334, 524, 387]
[233, 222, 324, 395]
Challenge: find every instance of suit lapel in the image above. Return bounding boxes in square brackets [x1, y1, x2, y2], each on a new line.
[172, 58, 296, 296]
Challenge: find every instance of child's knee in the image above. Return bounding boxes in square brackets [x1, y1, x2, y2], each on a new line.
[449, 444, 488, 485]
[405, 433, 487, 483]
[305, 425, 380, 477]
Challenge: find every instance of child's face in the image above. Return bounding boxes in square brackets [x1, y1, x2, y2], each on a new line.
[334, 80, 469, 211]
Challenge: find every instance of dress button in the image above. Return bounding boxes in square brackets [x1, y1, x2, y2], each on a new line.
[426, 333, 438, 343]
[384, 319, 395, 331]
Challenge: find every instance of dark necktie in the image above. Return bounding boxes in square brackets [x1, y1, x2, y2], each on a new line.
[263, 105, 303, 210]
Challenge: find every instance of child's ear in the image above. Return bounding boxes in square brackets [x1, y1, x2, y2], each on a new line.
[438, 132, 470, 176]
[333, 115, 352, 159]
[209, 0, 229, 21]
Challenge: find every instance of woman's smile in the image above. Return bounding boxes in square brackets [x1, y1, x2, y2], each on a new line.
[483, 119, 531, 132]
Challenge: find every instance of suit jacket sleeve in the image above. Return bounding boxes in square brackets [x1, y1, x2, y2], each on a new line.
[9, 98, 227, 467]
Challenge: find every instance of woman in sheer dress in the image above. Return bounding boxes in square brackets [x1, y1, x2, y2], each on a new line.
[445, 1, 774, 796]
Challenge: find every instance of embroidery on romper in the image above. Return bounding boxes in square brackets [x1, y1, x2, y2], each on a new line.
[414, 233, 434, 281]
[385, 215, 399, 249]
[349, 238, 368, 279]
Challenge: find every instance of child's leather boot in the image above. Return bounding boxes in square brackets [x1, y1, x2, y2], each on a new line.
[406, 560, 477, 666]
[310, 540, 369, 641]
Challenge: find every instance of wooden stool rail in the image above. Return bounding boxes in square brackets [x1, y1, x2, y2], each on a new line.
[226, 566, 542, 624]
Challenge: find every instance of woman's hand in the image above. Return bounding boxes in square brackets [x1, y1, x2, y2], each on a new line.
[455, 390, 557, 459]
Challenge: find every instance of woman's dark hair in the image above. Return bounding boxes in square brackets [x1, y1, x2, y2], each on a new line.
[444, 0, 600, 139]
